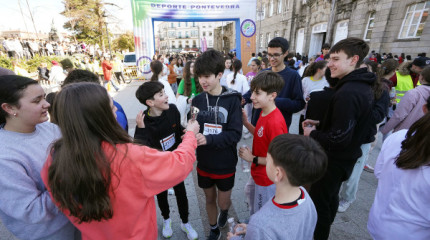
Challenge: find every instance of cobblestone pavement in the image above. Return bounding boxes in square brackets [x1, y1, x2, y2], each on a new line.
[1, 81, 379, 240]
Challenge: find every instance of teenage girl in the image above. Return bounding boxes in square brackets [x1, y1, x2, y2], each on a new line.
[368, 96, 430, 240]
[42, 82, 200, 240]
[220, 57, 233, 87]
[299, 61, 329, 134]
[150, 60, 176, 104]
[226, 60, 250, 95]
[176, 61, 202, 98]
[0, 75, 79, 240]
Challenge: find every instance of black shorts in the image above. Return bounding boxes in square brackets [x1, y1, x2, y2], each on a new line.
[197, 173, 235, 192]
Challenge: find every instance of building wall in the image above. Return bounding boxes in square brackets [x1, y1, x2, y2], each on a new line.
[257, 0, 430, 57]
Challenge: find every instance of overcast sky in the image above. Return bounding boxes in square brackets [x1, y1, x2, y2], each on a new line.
[0, 0, 133, 33]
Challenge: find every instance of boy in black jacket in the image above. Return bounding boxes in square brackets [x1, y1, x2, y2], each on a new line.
[303, 38, 375, 240]
[192, 50, 242, 240]
[134, 81, 198, 240]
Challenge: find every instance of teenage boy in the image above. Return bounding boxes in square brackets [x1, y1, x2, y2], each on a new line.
[134, 81, 198, 240]
[192, 50, 243, 240]
[228, 134, 328, 240]
[243, 37, 305, 128]
[240, 71, 288, 214]
[303, 37, 375, 240]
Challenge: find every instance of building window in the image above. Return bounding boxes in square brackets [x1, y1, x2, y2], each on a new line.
[262, 5, 266, 19]
[266, 33, 271, 46]
[178, 31, 182, 38]
[193, 40, 197, 47]
[178, 22, 181, 27]
[209, 32, 213, 36]
[185, 22, 188, 27]
[185, 31, 189, 38]
[269, 0, 274, 16]
[260, 34, 264, 48]
[364, 12, 375, 40]
[209, 40, 213, 46]
[171, 23, 174, 28]
[278, 0, 282, 14]
[193, 22, 195, 27]
[203, 32, 206, 37]
[399, 1, 430, 39]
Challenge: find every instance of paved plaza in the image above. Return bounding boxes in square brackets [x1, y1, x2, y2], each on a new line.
[0, 81, 380, 240]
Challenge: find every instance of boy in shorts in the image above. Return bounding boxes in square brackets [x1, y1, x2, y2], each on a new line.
[192, 50, 243, 240]
[240, 71, 288, 214]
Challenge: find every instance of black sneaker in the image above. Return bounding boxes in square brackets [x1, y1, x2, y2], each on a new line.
[217, 211, 228, 228]
[207, 230, 221, 240]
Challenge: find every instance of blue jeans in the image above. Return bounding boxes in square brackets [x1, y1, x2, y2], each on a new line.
[339, 143, 372, 203]
[103, 79, 119, 91]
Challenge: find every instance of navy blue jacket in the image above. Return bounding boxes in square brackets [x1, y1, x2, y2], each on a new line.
[192, 87, 242, 175]
[243, 66, 305, 127]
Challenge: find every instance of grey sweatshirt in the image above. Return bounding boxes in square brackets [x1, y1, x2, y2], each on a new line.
[0, 122, 77, 240]
[231, 187, 317, 240]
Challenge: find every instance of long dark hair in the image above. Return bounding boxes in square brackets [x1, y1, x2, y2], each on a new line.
[183, 61, 201, 97]
[395, 96, 430, 169]
[150, 61, 163, 82]
[48, 82, 131, 223]
[252, 59, 262, 72]
[376, 59, 398, 99]
[231, 59, 242, 85]
[0, 75, 38, 125]
[303, 61, 327, 78]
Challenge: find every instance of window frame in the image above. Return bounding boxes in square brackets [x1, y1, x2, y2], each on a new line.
[398, 1, 430, 39]
[364, 12, 375, 41]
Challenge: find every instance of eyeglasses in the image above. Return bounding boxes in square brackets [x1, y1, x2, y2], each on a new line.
[267, 53, 283, 59]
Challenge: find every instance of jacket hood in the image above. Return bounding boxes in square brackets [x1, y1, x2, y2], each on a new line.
[336, 68, 376, 90]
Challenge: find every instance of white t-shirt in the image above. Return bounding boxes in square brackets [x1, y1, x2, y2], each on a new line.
[159, 75, 176, 105]
[301, 76, 329, 101]
[368, 129, 430, 240]
[226, 72, 250, 94]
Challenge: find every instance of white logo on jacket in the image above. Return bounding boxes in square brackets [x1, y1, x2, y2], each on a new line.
[257, 126, 264, 137]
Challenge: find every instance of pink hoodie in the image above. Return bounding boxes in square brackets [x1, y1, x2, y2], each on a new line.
[381, 84, 430, 134]
[42, 131, 197, 240]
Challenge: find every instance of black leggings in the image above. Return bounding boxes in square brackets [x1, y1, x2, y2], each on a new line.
[156, 181, 189, 223]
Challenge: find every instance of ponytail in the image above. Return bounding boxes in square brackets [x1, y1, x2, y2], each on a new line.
[150, 61, 163, 82]
[231, 60, 242, 85]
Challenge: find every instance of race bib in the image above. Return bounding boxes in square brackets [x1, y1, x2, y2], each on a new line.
[160, 133, 176, 151]
[203, 123, 223, 136]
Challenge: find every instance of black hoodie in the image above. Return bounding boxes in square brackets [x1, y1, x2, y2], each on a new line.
[133, 104, 184, 151]
[310, 68, 375, 173]
[191, 87, 243, 175]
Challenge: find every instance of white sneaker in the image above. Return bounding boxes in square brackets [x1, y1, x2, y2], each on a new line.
[162, 218, 173, 238]
[337, 200, 351, 213]
[181, 222, 198, 240]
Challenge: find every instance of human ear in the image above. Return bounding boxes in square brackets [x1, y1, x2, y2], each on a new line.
[217, 72, 223, 81]
[275, 166, 284, 182]
[351, 55, 360, 66]
[145, 99, 154, 107]
[1, 103, 17, 116]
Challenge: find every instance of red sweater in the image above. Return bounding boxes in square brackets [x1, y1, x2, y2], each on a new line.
[41, 131, 197, 240]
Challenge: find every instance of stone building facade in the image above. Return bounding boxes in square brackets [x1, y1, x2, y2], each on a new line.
[257, 0, 430, 57]
[213, 22, 236, 53]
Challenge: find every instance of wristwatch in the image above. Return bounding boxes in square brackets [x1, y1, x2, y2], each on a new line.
[253, 156, 258, 166]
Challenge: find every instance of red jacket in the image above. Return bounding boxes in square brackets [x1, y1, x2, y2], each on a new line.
[41, 132, 197, 240]
[102, 60, 113, 81]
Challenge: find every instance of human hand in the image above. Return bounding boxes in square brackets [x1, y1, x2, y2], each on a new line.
[241, 97, 246, 106]
[234, 223, 247, 235]
[239, 146, 253, 162]
[186, 120, 200, 134]
[195, 133, 207, 146]
[303, 125, 316, 136]
[136, 110, 145, 128]
[242, 108, 248, 124]
[302, 119, 320, 129]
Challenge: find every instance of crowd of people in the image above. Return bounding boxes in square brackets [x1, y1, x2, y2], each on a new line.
[0, 35, 429, 240]
[1, 37, 106, 59]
